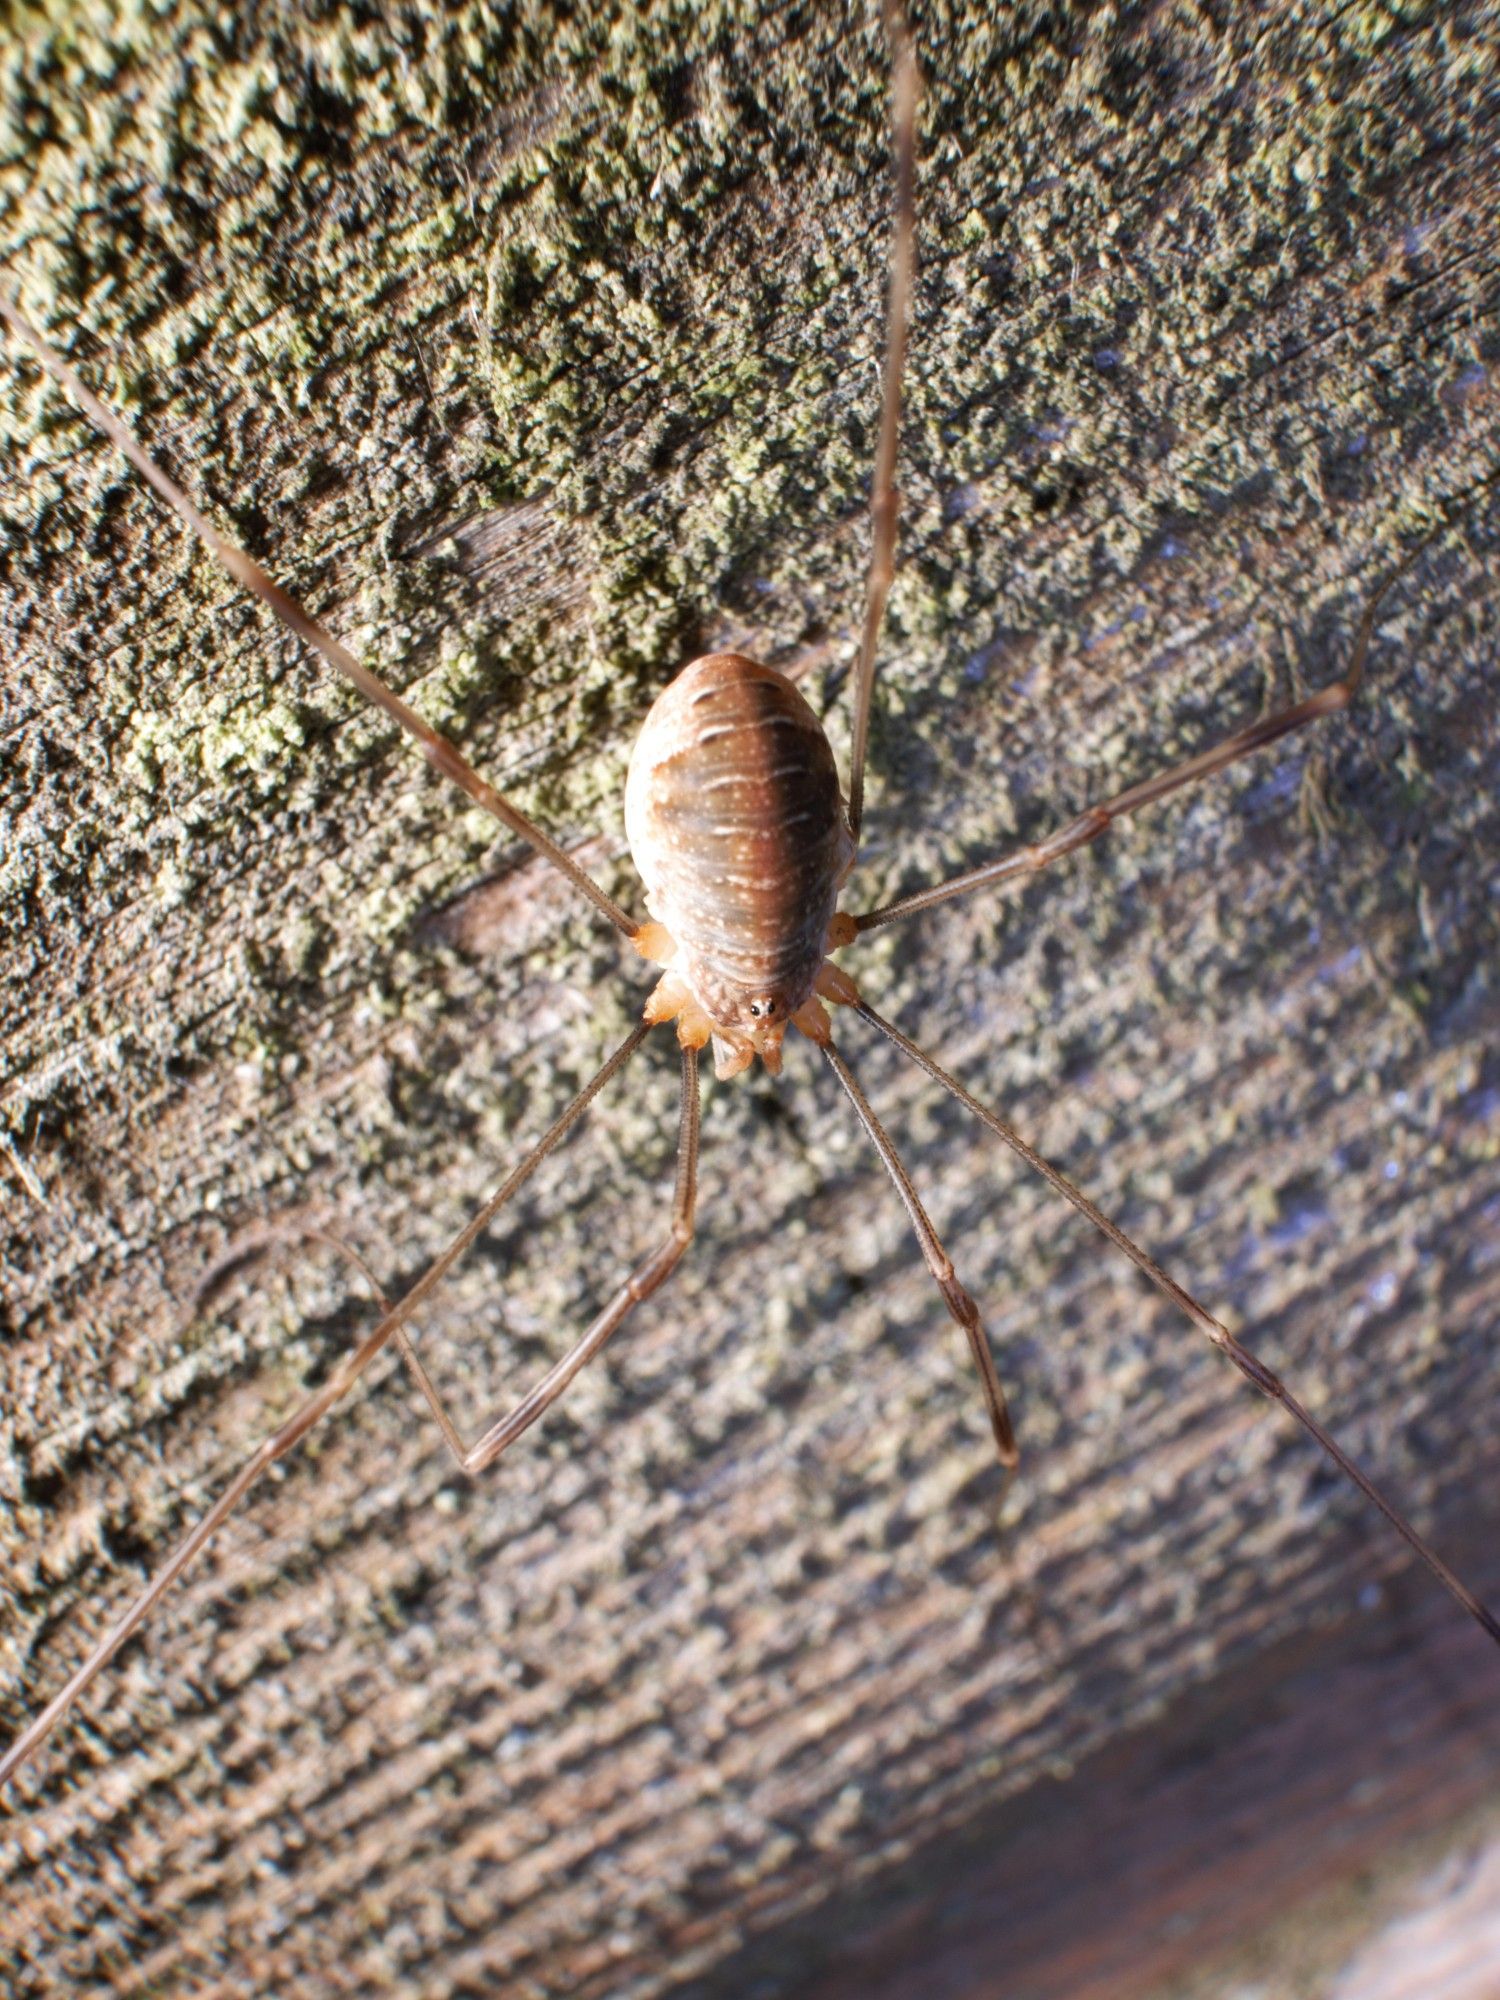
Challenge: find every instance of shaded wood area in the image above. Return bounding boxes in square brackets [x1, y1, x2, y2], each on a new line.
[1, 1, 1497, 1994]
[692, 1530, 1500, 2000]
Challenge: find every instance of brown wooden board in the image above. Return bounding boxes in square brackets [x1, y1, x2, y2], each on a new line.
[2, 2, 1498, 1993]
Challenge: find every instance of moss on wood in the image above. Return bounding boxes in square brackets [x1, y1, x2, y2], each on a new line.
[1, 1, 1497, 1994]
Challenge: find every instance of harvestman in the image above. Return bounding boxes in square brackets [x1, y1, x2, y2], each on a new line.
[2, 5, 1496, 1792]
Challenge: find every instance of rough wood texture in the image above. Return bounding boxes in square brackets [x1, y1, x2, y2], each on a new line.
[1, 2, 1497, 1995]
[701, 1536, 1500, 2000]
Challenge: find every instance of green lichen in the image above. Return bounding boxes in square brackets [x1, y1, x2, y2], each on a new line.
[1, 1, 1498, 1994]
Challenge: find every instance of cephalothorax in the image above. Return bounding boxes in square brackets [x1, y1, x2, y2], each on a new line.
[0, 2, 1494, 1800]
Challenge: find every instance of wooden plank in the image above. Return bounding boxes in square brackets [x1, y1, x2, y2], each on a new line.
[2, 2, 1497, 1993]
[689, 1534, 1500, 1999]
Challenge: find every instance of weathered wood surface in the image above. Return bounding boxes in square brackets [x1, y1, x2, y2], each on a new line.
[701, 1536, 1500, 2000]
[1, 2, 1497, 1995]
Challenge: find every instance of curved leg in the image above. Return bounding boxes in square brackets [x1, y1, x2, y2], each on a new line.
[846, 1, 919, 848]
[0, 294, 635, 937]
[0, 1021, 659, 1793]
[821, 1036, 1019, 1471]
[853, 997, 1500, 1652]
[850, 538, 1444, 934]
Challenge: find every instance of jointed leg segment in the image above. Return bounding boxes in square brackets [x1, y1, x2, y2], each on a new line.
[0, 294, 636, 937]
[822, 1037, 1018, 1471]
[845, 1, 919, 848]
[393, 1043, 700, 1474]
[0, 1021, 692, 1790]
[851, 545, 1436, 935]
[853, 998, 1500, 1650]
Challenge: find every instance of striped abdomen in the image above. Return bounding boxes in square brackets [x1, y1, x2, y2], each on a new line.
[625, 654, 853, 1035]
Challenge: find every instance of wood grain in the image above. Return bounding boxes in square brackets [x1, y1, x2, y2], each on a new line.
[691, 1532, 1500, 1999]
[1, 2, 1497, 1995]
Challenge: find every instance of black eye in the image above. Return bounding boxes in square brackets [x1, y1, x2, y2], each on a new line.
[749, 998, 774, 1019]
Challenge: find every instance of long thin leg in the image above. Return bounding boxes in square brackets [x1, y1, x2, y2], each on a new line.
[854, 997, 1500, 1650]
[852, 540, 1435, 934]
[0, 293, 635, 937]
[845, 1, 919, 849]
[0, 1020, 653, 1792]
[388, 1043, 699, 1472]
[822, 1037, 1019, 1470]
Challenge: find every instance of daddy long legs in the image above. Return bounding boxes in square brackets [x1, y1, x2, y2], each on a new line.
[2, 15, 1500, 2000]
[2, 1, 1496, 1802]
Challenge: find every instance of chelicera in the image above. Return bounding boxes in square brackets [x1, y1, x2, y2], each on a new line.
[1, 2, 1494, 1794]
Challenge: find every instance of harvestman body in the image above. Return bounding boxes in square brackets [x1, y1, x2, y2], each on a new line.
[1, 6, 1496, 1793]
